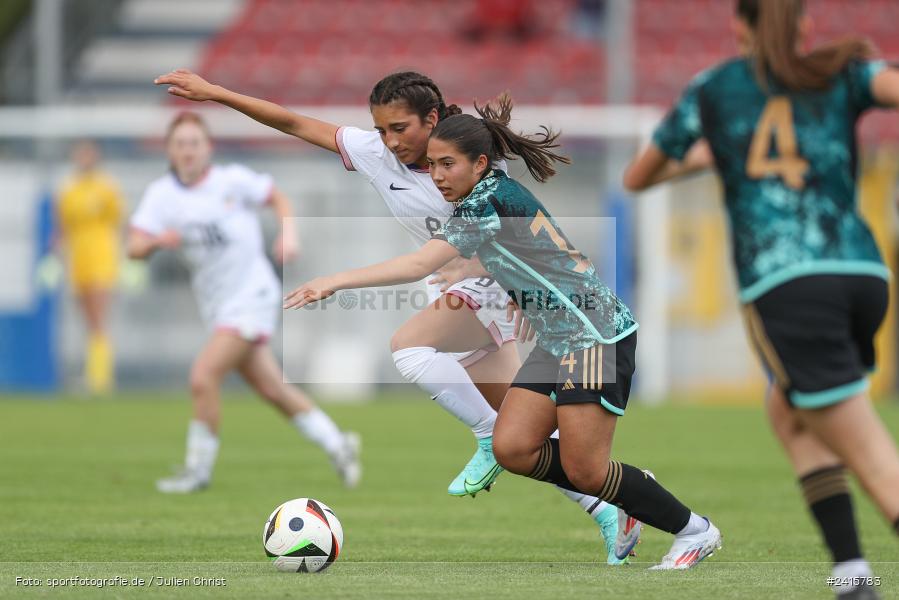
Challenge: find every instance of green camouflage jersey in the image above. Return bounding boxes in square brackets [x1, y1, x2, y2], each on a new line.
[653, 58, 890, 302]
[437, 170, 637, 357]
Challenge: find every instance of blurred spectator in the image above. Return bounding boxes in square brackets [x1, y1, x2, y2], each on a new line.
[56, 140, 123, 393]
[463, 0, 535, 42]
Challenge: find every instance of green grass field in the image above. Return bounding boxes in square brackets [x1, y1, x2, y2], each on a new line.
[1, 392, 897, 599]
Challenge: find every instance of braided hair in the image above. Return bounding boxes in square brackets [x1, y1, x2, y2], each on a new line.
[369, 71, 462, 121]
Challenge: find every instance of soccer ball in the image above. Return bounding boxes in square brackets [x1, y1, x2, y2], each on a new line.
[262, 498, 343, 573]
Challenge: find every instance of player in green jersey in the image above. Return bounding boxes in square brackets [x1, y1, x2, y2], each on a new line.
[157, 68, 640, 564]
[285, 93, 723, 570]
[625, 0, 899, 595]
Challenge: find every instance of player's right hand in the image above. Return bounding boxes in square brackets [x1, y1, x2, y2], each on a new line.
[506, 299, 536, 343]
[283, 277, 337, 309]
[428, 257, 470, 292]
[154, 68, 217, 101]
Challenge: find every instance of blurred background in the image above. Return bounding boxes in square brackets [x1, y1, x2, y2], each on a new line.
[1, 0, 896, 402]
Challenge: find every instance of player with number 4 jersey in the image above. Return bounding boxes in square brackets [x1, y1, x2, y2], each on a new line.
[625, 0, 899, 593]
[647, 45, 888, 302]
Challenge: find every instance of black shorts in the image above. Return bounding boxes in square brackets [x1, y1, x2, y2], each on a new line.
[510, 332, 637, 415]
[743, 274, 888, 409]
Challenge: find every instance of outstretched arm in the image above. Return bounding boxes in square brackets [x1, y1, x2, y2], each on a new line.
[154, 69, 339, 152]
[283, 239, 461, 309]
[872, 66, 899, 108]
[623, 139, 713, 192]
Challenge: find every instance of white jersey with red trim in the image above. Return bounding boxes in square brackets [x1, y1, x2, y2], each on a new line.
[336, 127, 516, 351]
[131, 164, 280, 336]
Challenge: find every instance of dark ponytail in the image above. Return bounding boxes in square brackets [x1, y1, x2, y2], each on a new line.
[432, 93, 570, 183]
[737, 0, 872, 91]
[369, 71, 461, 121]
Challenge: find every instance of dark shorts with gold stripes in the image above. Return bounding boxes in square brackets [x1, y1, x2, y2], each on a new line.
[510, 332, 637, 416]
[743, 274, 887, 409]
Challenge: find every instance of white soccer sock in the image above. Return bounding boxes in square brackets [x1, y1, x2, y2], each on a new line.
[185, 419, 219, 481]
[292, 408, 345, 456]
[393, 347, 496, 439]
[677, 512, 710, 536]
[557, 487, 609, 518]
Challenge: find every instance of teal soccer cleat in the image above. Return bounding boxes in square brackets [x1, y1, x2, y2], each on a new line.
[596, 504, 627, 565]
[447, 436, 504, 497]
[595, 504, 643, 565]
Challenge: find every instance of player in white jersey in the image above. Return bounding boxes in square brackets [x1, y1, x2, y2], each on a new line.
[153, 72, 641, 563]
[127, 112, 360, 494]
[335, 119, 513, 365]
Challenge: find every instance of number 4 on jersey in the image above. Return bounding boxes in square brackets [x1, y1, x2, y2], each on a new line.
[746, 97, 809, 190]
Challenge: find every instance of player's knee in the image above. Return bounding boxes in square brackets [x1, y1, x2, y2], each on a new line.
[562, 456, 608, 495]
[389, 329, 412, 353]
[189, 369, 216, 399]
[391, 345, 437, 382]
[491, 433, 532, 475]
[568, 471, 604, 496]
[491, 442, 521, 474]
[390, 325, 437, 352]
[491, 435, 510, 468]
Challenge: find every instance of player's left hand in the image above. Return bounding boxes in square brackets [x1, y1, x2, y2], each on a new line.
[154, 68, 218, 101]
[283, 277, 336, 309]
[273, 233, 299, 264]
[428, 256, 486, 292]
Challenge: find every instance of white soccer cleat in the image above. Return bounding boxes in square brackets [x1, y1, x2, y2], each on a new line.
[331, 431, 361, 489]
[156, 467, 209, 494]
[614, 509, 643, 561]
[614, 469, 652, 560]
[650, 519, 722, 570]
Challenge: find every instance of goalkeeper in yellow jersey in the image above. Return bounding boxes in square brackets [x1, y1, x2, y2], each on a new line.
[56, 140, 123, 393]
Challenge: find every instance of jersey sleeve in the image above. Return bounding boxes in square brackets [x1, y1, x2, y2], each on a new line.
[652, 72, 706, 160]
[130, 185, 169, 236]
[437, 199, 501, 259]
[846, 59, 888, 113]
[225, 164, 274, 207]
[335, 126, 388, 179]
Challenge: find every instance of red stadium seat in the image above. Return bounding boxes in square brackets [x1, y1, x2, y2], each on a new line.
[194, 0, 895, 143]
[198, 0, 602, 106]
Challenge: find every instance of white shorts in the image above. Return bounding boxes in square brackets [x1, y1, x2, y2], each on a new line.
[214, 309, 278, 345]
[435, 276, 517, 367]
[207, 287, 280, 345]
